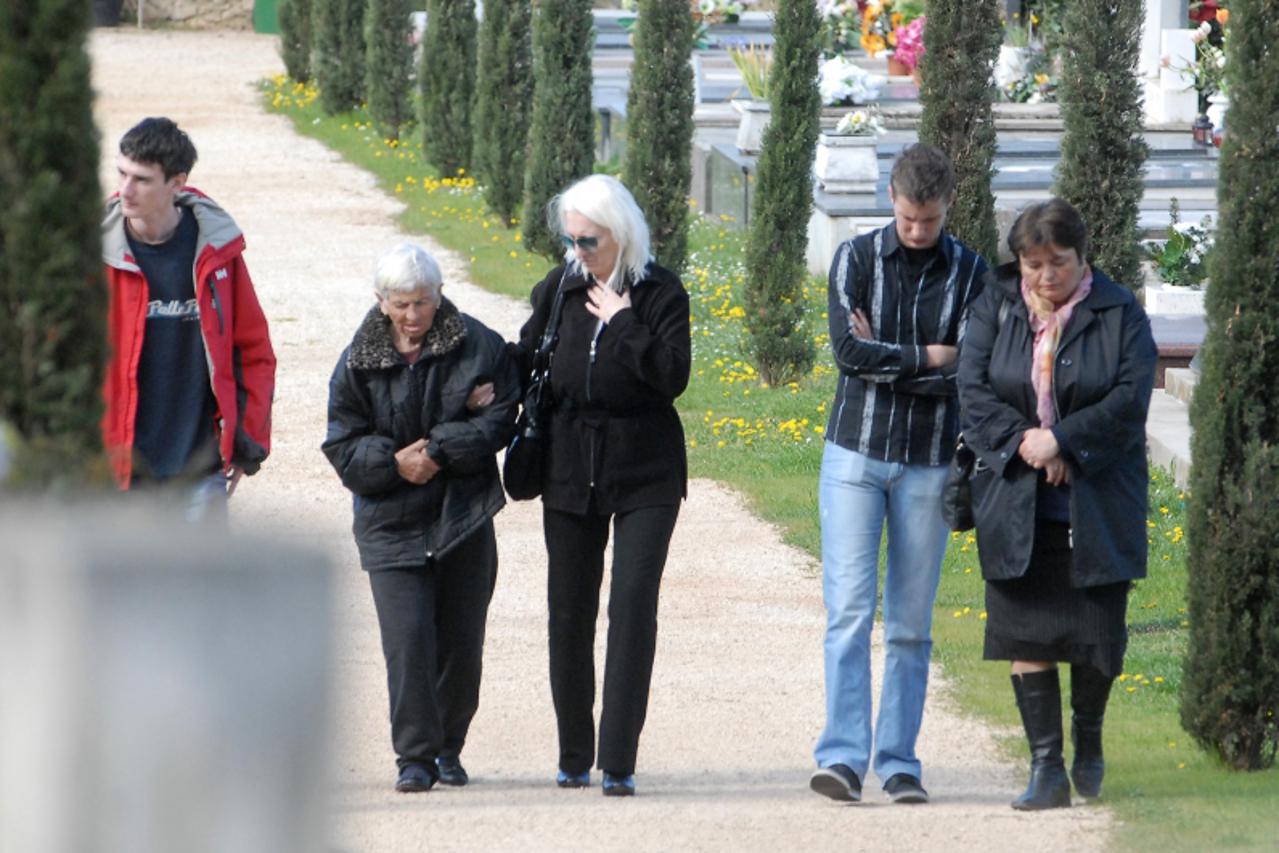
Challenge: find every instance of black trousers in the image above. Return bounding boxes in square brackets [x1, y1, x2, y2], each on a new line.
[544, 502, 680, 776]
[368, 520, 497, 769]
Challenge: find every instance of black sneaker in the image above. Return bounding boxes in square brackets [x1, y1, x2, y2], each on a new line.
[809, 764, 862, 802]
[395, 762, 437, 793]
[435, 755, 469, 786]
[883, 773, 929, 804]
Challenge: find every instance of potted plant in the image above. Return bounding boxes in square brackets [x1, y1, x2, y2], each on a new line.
[1169, 10, 1229, 143]
[728, 43, 773, 153]
[1143, 199, 1213, 314]
[814, 107, 885, 194]
[888, 14, 925, 80]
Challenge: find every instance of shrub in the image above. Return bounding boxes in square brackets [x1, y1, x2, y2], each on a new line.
[622, 0, 695, 272]
[1182, 0, 1279, 772]
[473, 0, 533, 226]
[522, 0, 595, 260]
[279, 0, 313, 83]
[742, 0, 821, 385]
[1053, 0, 1147, 288]
[420, 0, 476, 177]
[314, 0, 368, 114]
[365, 0, 415, 139]
[917, 0, 1001, 262]
[0, 0, 108, 488]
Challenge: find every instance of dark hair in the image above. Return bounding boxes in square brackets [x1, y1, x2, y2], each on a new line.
[1007, 198, 1089, 262]
[118, 117, 197, 180]
[889, 144, 955, 204]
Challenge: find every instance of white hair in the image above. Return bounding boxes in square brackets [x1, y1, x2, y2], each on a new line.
[550, 174, 652, 288]
[373, 243, 443, 303]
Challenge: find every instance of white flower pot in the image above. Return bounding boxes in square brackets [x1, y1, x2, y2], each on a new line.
[1142, 280, 1206, 315]
[733, 99, 771, 154]
[814, 132, 878, 193]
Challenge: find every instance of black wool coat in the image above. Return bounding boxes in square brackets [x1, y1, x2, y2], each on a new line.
[957, 263, 1158, 586]
[517, 262, 691, 515]
[323, 299, 519, 571]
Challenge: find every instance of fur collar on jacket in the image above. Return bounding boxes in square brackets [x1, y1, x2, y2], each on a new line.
[347, 297, 466, 369]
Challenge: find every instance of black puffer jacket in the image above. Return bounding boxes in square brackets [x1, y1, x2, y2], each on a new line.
[517, 262, 690, 515]
[323, 299, 519, 571]
[957, 263, 1157, 586]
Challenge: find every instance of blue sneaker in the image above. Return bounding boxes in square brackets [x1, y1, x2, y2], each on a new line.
[602, 771, 635, 797]
[556, 769, 591, 788]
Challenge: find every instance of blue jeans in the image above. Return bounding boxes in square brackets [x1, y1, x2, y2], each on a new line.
[814, 442, 949, 785]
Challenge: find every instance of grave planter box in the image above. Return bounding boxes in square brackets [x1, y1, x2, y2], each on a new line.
[1143, 281, 1206, 315]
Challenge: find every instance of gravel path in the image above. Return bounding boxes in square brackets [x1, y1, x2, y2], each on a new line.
[89, 29, 1111, 852]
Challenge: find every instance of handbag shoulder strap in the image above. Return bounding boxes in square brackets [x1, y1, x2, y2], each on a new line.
[533, 267, 570, 369]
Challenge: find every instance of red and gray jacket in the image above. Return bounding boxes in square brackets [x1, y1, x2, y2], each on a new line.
[101, 187, 276, 489]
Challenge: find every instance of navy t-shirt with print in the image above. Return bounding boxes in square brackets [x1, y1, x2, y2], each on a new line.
[128, 207, 220, 482]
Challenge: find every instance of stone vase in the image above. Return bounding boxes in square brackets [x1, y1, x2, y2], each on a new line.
[813, 132, 878, 194]
[733, 99, 771, 154]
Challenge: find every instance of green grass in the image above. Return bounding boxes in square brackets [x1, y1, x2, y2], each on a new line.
[263, 76, 1279, 850]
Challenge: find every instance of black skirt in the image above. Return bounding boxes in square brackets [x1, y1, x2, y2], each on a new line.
[983, 521, 1130, 677]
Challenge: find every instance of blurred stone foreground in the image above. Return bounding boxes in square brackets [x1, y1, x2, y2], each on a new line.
[0, 502, 332, 853]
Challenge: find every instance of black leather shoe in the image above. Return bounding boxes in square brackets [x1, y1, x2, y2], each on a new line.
[395, 762, 436, 793]
[809, 763, 862, 802]
[883, 773, 929, 804]
[436, 756, 469, 787]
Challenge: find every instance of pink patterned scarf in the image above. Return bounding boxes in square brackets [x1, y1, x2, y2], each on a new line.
[1022, 269, 1092, 427]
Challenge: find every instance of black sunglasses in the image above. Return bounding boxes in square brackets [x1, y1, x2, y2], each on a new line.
[560, 234, 599, 251]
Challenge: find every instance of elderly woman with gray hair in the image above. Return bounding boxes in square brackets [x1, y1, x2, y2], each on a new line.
[323, 243, 519, 793]
[515, 174, 691, 797]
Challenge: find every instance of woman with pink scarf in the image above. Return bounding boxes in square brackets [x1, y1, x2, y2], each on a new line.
[957, 199, 1157, 811]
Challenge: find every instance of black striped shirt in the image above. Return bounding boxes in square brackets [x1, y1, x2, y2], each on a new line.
[824, 223, 988, 465]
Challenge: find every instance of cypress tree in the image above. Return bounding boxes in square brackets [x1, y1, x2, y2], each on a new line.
[279, 0, 313, 83]
[314, 0, 367, 114]
[916, 0, 1001, 262]
[1181, 0, 1279, 772]
[742, 0, 821, 385]
[1053, 0, 1147, 288]
[365, 0, 415, 140]
[420, 0, 477, 177]
[622, 0, 695, 273]
[523, 0, 595, 260]
[473, 0, 533, 227]
[0, 0, 108, 489]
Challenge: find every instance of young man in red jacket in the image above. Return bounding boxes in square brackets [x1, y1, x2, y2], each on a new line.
[101, 117, 275, 520]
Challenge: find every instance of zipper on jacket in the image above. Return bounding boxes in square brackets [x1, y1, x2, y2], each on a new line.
[586, 336, 598, 403]
[208, 277, 225, 335]
[587, 333, 598, 488]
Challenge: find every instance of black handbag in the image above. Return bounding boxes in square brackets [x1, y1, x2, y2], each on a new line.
[502, 273, 567, 501]
[941, 434, 981, 532]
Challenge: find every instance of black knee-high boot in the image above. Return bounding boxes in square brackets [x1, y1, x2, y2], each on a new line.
[1011, 669, 1071, 810]
[1070, 664, 1114, 798]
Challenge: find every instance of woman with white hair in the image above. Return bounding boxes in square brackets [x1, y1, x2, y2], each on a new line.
[323, 243, 519, 793]
[515, 174, 691, 796]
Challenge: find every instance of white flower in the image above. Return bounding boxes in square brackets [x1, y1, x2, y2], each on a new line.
[835, 109, 886, 136]
[699, 0, 716, 15]
[818, 56, 885, 105]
